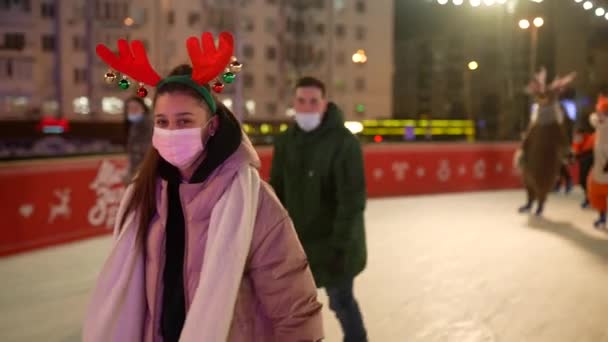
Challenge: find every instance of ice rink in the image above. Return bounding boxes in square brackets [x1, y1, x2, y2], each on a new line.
[1, 189, 607, 342]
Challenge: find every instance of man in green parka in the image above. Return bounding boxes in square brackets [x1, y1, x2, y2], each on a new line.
[270, 77, 368, 342]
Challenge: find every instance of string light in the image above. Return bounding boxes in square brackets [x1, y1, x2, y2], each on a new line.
[573, 0, 608, 21]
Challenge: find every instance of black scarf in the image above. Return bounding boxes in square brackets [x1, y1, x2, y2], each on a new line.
[158, 107, 242, 342]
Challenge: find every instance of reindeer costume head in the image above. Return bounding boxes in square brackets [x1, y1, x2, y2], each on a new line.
[526, 67, 576, 126]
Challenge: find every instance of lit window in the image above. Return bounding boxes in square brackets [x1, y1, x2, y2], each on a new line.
[73, 96, 90, 114]
[102, 96, 123, 115]
[246, 99, 256, 115]
[42, 100, 58, 114]
[222, 98, 233, 110]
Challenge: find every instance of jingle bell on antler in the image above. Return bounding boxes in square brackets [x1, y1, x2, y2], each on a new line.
[95, 31, 240, 110]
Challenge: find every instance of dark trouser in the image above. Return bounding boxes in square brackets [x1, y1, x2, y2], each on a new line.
[326, 279, 368, 342]
[560, 164, 572, 184]
[579, 153, 594, 193]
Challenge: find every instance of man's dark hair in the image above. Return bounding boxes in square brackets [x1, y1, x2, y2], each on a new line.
[295, 77, 326, 97]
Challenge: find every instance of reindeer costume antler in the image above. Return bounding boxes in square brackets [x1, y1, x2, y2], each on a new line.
[526, 67, 576, 96]
[95, 32, 242, 113]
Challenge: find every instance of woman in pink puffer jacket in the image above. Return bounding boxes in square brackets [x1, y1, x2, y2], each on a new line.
[84, 32, 323, 342]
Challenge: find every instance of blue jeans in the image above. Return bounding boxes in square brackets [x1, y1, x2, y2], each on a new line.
[326, 279, 368, 342]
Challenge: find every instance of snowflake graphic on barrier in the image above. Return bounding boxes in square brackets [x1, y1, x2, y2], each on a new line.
[392, 162, 410, 182]
[437, 160, 451, 182]
[474, 159, 486, 179]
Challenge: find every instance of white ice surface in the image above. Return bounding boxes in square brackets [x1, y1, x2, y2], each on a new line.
[1, 190, 607, 342]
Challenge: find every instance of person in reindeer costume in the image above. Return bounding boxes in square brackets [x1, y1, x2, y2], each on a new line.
[517, 67, 575, 216]
[586, 95, 608, 230]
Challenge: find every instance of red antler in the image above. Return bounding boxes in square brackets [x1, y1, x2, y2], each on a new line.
[187, 32, 234, 85]
[95, 40, 162, 86]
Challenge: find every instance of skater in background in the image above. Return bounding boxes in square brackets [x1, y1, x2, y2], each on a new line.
[271, 77, 368, 342]
[586, 95, 608, 230]
[554, 103, 575, 194]
[516, 68, 574, 215]
[123, 96, 153, 184]
[572, 110, 596, 208]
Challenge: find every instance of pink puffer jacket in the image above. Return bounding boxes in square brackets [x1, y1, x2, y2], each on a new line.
[144, 140, 324, 342]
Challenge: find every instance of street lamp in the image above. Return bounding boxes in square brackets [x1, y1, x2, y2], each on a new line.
[465, 62, 478, 122]
[519, 17, 544, 74]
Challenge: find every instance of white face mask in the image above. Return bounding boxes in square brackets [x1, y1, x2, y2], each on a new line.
[152, 127, 204, 169]
[295, 112, 322, 132]
[127, 113, 144, 123]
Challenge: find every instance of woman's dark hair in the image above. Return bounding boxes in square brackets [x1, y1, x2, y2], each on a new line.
[119, 64, 242, 240]
[123, 96, 150, 139]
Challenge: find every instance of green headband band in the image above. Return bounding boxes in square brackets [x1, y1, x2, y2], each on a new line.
[157, 75, 217, 113]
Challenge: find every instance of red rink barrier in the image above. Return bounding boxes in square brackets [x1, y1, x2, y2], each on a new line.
[0, 143, 529, 257]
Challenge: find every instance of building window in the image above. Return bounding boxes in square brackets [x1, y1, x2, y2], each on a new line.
[42, 100, 59, 114]
[42, 35, 55, 51]
[121, 2, 129, 19]
[266, 0, 276, 5]
[294, 20, 305, 35]
[243, 44, 254, 59]
[73, 35, 86, 51]
[73, 96, 90, 115]
[316, 23, 325, 35]
[266, 46, 276, 60]
[355, 78, 366, 91]
[73, 68, 88, 83]
[0, 58, 10, 78]
[102, 97, 123, 115]
[245, 99, 256, 115]
[313, 0, 324, 9]
[3, 0, 30, 12]
[41, 2, 55, 18]
[356, 26, 366, 41]
[244, 17, 255, 32]
[335, 24, 345, 39]
[2, 33, 26, 51]
[188, 12, 200, 27]
[221, 98, 233, 110]
[317, 50, 325, 65]
[266, 74, 276, 87]
[334, 0, 346, 11]
[266, 102, 277, 116]
[244, 72, 254, 89]
[167, 10, 175, 26]
[356, 1, 366, 13]
[265, 17, 276, 33]
[335, 79, 346, 93]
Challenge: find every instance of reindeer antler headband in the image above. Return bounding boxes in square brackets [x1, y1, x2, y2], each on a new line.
[95, 32, 242, 113]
